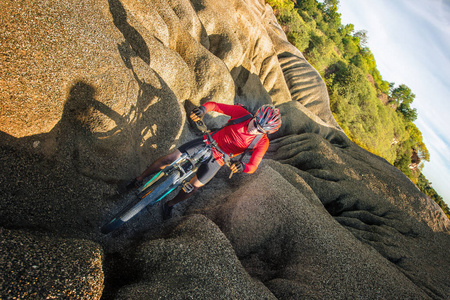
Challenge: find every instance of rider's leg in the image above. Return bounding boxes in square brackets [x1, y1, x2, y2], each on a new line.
[136, 149, 182, 182]
[162, 151, 221, 220]
[165, 152, 221, 208]
[166, 175, 204, 207]
[137, 138, 205, 182]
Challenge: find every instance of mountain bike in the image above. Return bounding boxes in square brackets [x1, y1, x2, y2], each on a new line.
[101, 120, 231, 234]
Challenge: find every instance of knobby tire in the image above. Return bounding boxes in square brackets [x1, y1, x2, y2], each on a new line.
[101, 171, 180, 234]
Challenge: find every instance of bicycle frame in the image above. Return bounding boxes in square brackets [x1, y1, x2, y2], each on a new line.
[101, 120, 230, 234]
[139, 121, 225, 196]
[138, 145, 211, 197]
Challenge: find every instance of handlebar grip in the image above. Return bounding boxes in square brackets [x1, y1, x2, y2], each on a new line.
[196, 120, 208, 133]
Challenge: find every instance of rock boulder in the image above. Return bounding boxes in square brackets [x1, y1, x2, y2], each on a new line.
[1, 0, 449, 299]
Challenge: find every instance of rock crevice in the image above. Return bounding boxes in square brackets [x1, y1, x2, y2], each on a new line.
[1, 0, 449, 298]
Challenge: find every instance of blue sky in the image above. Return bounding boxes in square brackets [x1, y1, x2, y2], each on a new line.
[338, 0, 450, 205]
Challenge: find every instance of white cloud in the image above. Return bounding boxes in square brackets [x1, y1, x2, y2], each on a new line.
[404, 0, 450, 34]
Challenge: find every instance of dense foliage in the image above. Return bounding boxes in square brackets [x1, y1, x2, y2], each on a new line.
[266, 0, 448, 217]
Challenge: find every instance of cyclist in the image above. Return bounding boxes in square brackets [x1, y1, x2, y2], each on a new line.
[128, 102, 281, 220]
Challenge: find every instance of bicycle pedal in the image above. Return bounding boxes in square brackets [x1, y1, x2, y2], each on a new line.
[183, 182, 195, 193]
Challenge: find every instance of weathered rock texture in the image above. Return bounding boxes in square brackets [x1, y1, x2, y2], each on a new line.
[1, 0, 449, 299]
[0, 228, 104, 299]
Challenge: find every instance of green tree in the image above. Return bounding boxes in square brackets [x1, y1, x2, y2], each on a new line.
[294, 0, 317, 13]
[268, 0, 311, 52]
[406, 122, 430, 161]
[354, 30, 368, 47]
[398, 102, 418, 122]
[341, 35, 359, 58]
[390, 84, 418, 122]
[321, 0, 341, 28]
[390, 84, 415, 105]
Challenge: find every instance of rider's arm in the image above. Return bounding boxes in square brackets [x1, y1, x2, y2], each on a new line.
[243, 136, 269, 174]
[202, 102, 249, 119]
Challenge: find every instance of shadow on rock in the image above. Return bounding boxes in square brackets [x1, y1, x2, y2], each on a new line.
[109, 0, 150, 65]
[0, 71, 183, 240]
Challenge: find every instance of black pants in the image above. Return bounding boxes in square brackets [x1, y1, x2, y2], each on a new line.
[178, 138, 222, 185]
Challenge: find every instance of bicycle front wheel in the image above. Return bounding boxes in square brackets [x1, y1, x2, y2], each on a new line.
[101, 171, 180, 234]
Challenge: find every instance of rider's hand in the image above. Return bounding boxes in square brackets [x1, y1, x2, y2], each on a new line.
[191, 106, 206, 122]
[230, 162, 245, 174]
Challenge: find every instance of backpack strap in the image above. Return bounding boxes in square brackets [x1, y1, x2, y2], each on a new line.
[226, 114, 253, 126]
[238, 134, 264, 164]
[211, 113, 253, 137]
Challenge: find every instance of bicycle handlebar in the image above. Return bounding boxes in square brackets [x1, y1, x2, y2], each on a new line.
[194, 119, 235, 178]
[195, 120, 209, 133]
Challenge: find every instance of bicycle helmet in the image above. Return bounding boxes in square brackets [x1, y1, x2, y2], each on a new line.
[254, 104, 281, 134]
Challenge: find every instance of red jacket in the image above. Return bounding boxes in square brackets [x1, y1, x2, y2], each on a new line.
[202, 102, 269, 174]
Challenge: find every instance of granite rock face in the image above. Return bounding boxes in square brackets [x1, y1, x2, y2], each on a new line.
[1, 0, 449, 299]
[0, 228, 104, 299]
[113, 214, 276, 299]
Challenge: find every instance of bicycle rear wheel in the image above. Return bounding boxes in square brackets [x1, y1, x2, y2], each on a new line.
[101, 171, 180, 234]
